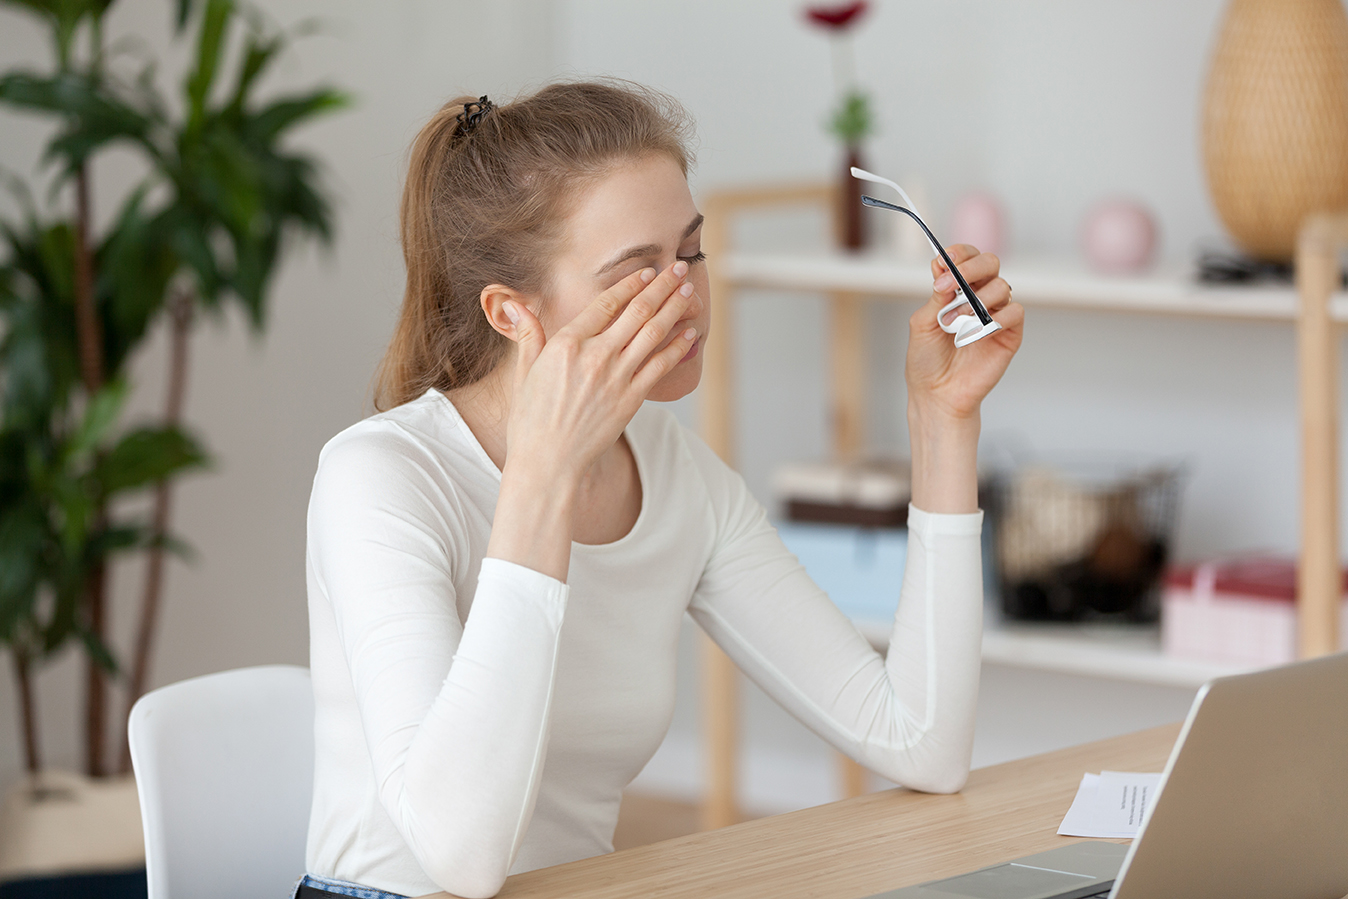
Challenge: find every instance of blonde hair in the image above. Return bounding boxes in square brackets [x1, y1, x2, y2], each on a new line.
[375, 81, 695, 410]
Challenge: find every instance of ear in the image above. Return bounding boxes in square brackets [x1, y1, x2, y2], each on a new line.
[480, 284, 535, 341]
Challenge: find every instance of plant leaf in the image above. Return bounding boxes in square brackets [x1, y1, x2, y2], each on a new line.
[0, 72, 156, 172]
[246, 89, 348, 144]
[173, 0, 194, 32]
[67, 379, 126, 459]
[226, 27, 282, 114]
[92, 425, 208, 495]
[78, 625, 117, 674]
[184, 0, 232, 131]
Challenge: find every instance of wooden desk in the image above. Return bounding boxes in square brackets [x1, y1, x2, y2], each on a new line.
[420, 723, 1181, 899]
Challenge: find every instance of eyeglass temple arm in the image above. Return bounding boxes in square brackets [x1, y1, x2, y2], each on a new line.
[860, 195, 995, 326]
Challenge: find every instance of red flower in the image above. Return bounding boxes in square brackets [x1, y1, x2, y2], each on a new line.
[805, 1, 869, 30]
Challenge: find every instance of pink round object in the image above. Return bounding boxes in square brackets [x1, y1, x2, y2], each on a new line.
[949, 192, 1005, 255]
[1081, 200, 1157, 273]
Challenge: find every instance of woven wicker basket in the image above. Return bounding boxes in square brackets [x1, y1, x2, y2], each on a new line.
[1203, 0, 1348, 262]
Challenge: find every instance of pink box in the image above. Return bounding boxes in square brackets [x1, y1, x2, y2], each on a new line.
[1162, 557, 1348, 667]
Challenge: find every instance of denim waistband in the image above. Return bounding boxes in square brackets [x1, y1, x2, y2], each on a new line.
[292, 873, 408, 899]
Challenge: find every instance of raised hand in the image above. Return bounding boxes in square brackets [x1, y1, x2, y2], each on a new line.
[907, 245, 1024, 422]
[484, 260, 698, 581]
[905, 245, 1023, 513]
[502, 260, 698, 485]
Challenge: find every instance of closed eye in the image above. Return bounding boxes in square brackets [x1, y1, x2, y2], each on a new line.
[679, 250, 707, 265]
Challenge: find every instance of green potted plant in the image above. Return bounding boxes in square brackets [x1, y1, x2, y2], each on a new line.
[0, 0, 344, 887]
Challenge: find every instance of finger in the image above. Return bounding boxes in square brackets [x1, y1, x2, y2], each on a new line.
[619, 280, 696, 368]
[929, 245, 982, 299]
[632, 324, 698, 393]
[567, 266, 661, 338]
[935, 251, 1000, 296]
[994, 299, 1025, 332]
[931, 243, 981, 279]
[975, 277, 1012, 313]
[603, 260, 689, 348]
[505, 301, 546, 386]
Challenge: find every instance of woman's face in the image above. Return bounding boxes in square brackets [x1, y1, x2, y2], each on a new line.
[536, 153, 710, 403]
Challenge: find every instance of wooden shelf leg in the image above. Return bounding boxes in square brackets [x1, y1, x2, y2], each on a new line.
[701, 635, 740, 830]
[839, 756, 869, 799]
[699, 204, 740, 830]
[828, 290, 871, 792]
[829, 291, 867, 460]
[1296, 217, 1343, 658]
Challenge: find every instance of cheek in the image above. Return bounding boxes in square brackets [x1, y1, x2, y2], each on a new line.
[536, 288, 591, 338]
[692, 269, 711, 317]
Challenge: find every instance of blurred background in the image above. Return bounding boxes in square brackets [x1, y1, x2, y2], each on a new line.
[1, 0, 1344, 886]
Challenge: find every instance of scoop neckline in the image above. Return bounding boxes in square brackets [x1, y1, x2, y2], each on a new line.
[429, 389, 648, 551]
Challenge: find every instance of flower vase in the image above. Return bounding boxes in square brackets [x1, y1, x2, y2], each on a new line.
[839, 145, 867, 252]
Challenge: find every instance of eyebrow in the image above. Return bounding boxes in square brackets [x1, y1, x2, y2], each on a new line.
[595, 213, 705, 277]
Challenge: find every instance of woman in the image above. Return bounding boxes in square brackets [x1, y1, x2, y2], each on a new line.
[301, 82, 1023, 899]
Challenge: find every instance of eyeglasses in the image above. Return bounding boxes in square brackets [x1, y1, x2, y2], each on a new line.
[852, 167, 1002, 348]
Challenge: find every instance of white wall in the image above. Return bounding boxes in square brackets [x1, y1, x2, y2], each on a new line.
[0, 0, 1338, 810]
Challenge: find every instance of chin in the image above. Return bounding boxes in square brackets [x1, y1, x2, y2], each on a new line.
[646, 354, 703, 403]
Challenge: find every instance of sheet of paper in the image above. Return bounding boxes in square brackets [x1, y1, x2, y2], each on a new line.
[1058, 770, 1163, 839]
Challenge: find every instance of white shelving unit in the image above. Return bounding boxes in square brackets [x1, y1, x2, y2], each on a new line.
[733, 249, 1336, 693]
[725, 250, 1348, 322]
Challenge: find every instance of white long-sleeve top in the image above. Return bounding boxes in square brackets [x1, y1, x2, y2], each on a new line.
[305, 389, 984, 898]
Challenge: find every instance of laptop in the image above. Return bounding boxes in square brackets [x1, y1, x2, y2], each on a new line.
[867, 649, 1348, 899]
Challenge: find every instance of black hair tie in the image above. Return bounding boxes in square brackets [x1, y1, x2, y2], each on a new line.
[456, 96, 494, 137]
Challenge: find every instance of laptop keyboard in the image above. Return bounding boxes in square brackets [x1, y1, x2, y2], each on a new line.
[1082, 892, 1112, 899]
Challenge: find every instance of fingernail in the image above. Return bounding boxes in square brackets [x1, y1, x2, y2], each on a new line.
[935, 273, 955, 291]
[673, 260, 688, 277]
[683, 327, 697, 341]
[680, 282, 695, 297]
[640, 268, 656, 283]
[503, 302, 520, 324]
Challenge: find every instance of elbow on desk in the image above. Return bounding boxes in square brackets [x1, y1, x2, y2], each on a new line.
[421, 857, 509, 899]
[876, 747, 971, 794]
[393, 805, 514, 899]
[902, 765, 969, 795]
[865, 737, 972, 794]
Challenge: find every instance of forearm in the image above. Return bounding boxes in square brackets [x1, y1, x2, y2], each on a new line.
[391, 560, 568, 897]
[908, 399, 980, 513]
[486, 461, 577, 582]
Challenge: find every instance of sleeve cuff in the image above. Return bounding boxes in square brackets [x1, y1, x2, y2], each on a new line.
[907, 503, 984, 536]
[478, 557, 569, 612]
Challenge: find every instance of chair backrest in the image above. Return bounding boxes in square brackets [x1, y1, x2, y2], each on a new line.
[129, 665, 314, 899]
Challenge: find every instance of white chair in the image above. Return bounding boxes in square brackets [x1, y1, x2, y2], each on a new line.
[129, 665, 314, 899]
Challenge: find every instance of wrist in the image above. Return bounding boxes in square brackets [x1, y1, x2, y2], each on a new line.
[501, 445, 583, 494]
[499, 460, 579, 518]
[908, 401, 980, 515]
[908, 395, 980, 442]
[490, 464, 578, 583]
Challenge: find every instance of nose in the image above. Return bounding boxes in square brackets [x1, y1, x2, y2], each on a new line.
[683, 281, 706, 321]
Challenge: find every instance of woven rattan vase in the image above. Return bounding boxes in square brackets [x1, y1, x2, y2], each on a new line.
[1203, 0, 1348, 261]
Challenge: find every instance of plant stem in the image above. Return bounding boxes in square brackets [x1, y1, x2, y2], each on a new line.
[12, 649, 41, 776]
[117, 288, 194, 774]
[84, 562, 107, 778]
[74, 163, 110, 778]
[73, 168, 103, 393]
